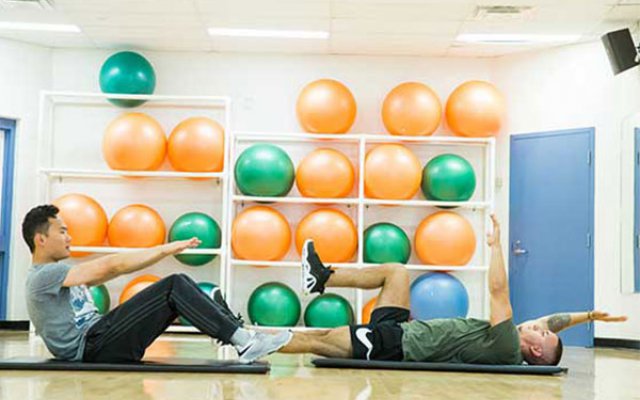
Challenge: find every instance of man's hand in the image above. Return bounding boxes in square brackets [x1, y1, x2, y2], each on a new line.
[589, 311, 628, 323]
[164, 238, 201, 255]
[486, 214, 500, 247]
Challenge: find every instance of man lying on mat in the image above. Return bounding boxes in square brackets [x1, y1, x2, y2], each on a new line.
[23, 204, 291, 363]
[278, 214, 627, 365]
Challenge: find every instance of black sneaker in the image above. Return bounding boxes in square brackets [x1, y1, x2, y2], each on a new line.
[301, 239, 334, 295]
[211, 287, 245, 325]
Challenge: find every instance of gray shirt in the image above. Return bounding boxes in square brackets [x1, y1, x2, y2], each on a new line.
[26, 263, 102, 361]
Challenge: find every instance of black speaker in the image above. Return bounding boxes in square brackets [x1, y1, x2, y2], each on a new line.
[601, 28, 639, 75]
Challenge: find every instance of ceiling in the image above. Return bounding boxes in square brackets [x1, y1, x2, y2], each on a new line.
[0, 0, 638, 57]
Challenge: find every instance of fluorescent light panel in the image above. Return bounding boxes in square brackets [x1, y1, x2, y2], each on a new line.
[208, 27, 329, 39]
[457, 33, 581, 44]
[0, 21, 81, 33]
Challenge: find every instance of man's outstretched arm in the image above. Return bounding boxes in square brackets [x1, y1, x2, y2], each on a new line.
[486, 214, 513, 326]
[62, 238, 201, 287]
[519, 311, 628, 333]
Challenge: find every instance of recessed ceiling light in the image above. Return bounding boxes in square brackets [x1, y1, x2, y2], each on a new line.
[208, 28, 329, 39]
[456, 33, 581, 44]
[0, 21, 81, 33]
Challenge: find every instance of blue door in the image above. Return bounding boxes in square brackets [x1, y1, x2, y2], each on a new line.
[509, 128, 594, 347]
[0, 118, 17, 320]
[634, 128, 640, 293]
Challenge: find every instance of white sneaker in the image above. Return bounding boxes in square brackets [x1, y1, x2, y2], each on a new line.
[236, 330, 292, 364]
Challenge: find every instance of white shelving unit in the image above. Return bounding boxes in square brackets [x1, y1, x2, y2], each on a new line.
[226, 131, 495, 330]
[36, 91, 231, 334]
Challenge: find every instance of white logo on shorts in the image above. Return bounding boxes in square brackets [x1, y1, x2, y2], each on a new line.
[355, 327, 373, 360]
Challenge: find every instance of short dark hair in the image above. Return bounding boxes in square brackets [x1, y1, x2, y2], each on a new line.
[551, 337, 563, 366]
[22, 204, 59, 253]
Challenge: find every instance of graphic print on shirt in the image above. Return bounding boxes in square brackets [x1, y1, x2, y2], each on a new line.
[69, 285, 98, 329]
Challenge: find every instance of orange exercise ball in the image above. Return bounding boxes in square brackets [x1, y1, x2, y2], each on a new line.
[52, 193, 108, 256]
[108, 204, 166, 248]
[296, 79, 357, 134]
[445, 80, 506, 138]
[168, 117, 225, 172]
[295, 209, 357, 263]
[364, 144, 422, 200]
[103, 112, 167, 171]
[414, 211, 476, 266]
[296, 148, 355, 198]
[362, 296, 378, 324]
[119, 274, 161, 304]
[382, 82, 442, 136]
[232, 206, 291, 261]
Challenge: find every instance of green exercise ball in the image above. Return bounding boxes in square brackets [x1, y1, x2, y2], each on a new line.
[179, 282, 218, 326]
[89, 285, 111, 315]
[364, 222, 411, 264]
[234, 144, 295, 197]
[248, 282, 301, 327]
[304, 293, 354, 328]
[168, 212, 221, 266]
[421, 154, 476, 202]
[99, 51, 156, 108]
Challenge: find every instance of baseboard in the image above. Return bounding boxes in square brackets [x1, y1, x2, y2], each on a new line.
[0, 321, 30, 331]
[594, 338, 640, 350]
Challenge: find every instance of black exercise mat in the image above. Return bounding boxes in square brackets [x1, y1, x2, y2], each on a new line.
[0, 356, 269, 374]
[312, 358, 567, 376]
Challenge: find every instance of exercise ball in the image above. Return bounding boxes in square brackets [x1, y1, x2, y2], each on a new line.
[232, 206, 291, 261]
[89, 285, 111, 315]
[234, 144, 295, 197]
[168, 212, 221, 266]
[295, 209, 357, 263]
[296, 148, 355, 198]
[382, 82, 442, 136]
[108, 204, 166, 248]
[421, 154, 476, 202]
[414, 211, 476, 266]
[304, 293, 355, 328]
[52, 193, 108, 256]
[119, 274, 161, 304]
[410, 272, 469, 320]
[362, 296, 378, 324]
[248, 282, 301, 326]
[168, 117, 225, 172]
[364, 144, 422, 200]
[99, 51, 156, 108]
[296, 79, 357, 134]
[445, 80, 506, 137]
[179, 282, 218, 326]
[103, 113, 167, 171]
[364, 223, 411, 264]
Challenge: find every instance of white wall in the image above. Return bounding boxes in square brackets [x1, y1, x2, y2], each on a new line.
[5, 41, 639, 340]
[6, 48, 493, 321]
[0, 38, 51, 320]
[491, 41, 640, 340]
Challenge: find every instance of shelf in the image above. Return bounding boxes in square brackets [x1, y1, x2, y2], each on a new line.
[234, 131, 494, 145]
[233, 195, 359, 205]
[41, 168, 225, 180]
[71, 246, 222, 255]
[232, 195, 488, 208]
[166, 325, 200, 334]
[230, 259, 488, 272]
[42, 90, 230, 106]
[230, 259, 360, 269]
[363, 199, 490, 209]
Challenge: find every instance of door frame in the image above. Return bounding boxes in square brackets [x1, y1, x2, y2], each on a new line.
[0, 117, 17, 320]
[509, 127, 595, 345]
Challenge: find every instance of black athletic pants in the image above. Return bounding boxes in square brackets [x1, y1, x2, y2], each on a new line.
[83, 274, 240, 363]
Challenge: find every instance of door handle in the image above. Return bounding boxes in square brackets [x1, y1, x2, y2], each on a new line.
[512, 240, 528, 256]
